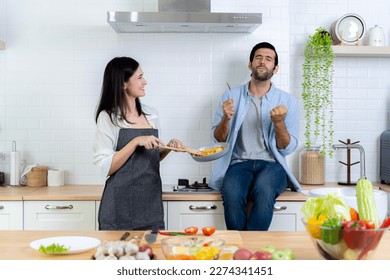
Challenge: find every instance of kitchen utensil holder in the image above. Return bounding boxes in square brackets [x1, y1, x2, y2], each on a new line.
[336, 139, 360, 185]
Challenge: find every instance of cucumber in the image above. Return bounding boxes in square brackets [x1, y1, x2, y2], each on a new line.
[356, 177, 378, 228]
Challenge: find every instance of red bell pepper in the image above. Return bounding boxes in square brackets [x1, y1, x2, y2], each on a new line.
[343, 220, 367, 249]
[380, 217, 390, 229]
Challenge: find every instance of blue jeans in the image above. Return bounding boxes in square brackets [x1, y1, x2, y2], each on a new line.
[221, 160, 288, 231]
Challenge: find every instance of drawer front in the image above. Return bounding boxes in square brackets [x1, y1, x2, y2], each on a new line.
[0, 201, 23, 230]
[24, 201, 95, 230]
[167, 201, 226, 230]
[94, 201, 168, 230]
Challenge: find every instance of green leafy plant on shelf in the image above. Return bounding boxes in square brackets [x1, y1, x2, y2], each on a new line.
[302, 27, 335, 157]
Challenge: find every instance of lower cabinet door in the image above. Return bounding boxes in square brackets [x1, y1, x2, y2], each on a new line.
[24, 201, 95, 230]
[0, 201, 23, 230]
[269, 202, 305, 231]
[167, 201, 226, 230]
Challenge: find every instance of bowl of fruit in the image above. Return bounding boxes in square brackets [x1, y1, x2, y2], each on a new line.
[161, 236, 225, 260]
[301, 177, 390, 260]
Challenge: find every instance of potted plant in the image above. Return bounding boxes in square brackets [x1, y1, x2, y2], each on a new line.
[299, 27, 335, 184]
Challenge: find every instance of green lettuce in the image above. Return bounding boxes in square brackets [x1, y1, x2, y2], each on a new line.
[301, 193, 351, 221]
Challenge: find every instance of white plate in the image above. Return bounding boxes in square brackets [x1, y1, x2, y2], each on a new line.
[30, 236, 101, 255]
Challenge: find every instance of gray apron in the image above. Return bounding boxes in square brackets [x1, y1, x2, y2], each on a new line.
[98, 128, 164, 230]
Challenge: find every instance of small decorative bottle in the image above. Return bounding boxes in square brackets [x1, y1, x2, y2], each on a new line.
[299, 145, 325, 185]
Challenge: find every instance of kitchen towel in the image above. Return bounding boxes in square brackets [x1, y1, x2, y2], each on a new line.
[20, 164, 39, 186]
[47, 169, 64, 186]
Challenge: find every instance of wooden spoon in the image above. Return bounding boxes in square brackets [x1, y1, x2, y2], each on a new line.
[161, 145, 204, 156]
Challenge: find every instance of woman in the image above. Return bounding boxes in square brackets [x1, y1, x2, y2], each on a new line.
[93, 57, 183, 230]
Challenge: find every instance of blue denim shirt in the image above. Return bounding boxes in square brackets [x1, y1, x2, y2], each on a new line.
[210, 82, 301, 192]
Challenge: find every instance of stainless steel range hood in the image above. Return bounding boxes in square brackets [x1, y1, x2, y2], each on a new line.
[107, 0, 262, 33]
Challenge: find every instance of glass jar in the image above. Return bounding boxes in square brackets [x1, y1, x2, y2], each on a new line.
[299, 146, 325, 185]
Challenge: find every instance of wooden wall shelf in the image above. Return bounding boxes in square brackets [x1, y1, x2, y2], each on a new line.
[332, 45, 390, 57]
[0, 40, 5, 50]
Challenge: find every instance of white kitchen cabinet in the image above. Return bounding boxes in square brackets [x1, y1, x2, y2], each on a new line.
[0, 201, 23, 230]
[24, 201, 95, 230]
[269, 201, 305, 231]
[167, 200, 304, 231]
[167, 201, 226, 230]
[387, 192, 390, 215]
[163, 201, 168, 229]
[95, 201, 100, 230]
[95, 201, 168, 230]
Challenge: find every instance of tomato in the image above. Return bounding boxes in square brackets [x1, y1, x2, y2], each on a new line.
[362, 220, 375, 229]
[202, 226, 216, 236]
[184, 226, 198, 235]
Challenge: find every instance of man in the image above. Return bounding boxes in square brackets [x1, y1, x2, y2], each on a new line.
[209, 42, 301, 231]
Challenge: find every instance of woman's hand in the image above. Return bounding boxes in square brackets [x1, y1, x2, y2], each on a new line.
[138, 135, 164, 149]
[167, 138, 185, 149]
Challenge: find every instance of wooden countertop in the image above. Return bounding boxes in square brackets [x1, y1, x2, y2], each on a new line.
[1, 182, 388, 201]
[0, 186, 41, 201]
[22, 185, 105, 201]
[0, 230, 388, 260]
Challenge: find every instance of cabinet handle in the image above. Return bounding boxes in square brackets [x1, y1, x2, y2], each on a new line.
[189, 205, 217, 211]
[45, 205, 73, 210]
[0, 205, 3, 210]
[273, 205, 287, 211]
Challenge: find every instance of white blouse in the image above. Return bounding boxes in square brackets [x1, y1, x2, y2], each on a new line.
[92, 104, 160, 178]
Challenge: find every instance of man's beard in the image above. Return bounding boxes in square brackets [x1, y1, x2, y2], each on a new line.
[252, 67, 274, 81]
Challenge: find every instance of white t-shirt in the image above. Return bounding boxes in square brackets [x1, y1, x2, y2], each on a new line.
[92, 104, 160, 178]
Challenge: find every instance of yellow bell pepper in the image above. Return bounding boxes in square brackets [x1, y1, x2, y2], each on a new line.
[306, 214, 327, 239]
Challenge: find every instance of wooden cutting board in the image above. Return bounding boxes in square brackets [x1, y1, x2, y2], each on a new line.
[141, 230, 242, 247]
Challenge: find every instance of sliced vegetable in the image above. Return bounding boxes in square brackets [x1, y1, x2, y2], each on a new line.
[301, 193, 351, 221]
[39, 243, 70, 254]
[321, 218, 342, 244]
[343, 220, 366, 249]
[356, 177, 378, 228]
[184, 226, 198, 235]
[157, 230, 189, 236]
[202, 226, 216, 236]
[306, 214, 327, 239]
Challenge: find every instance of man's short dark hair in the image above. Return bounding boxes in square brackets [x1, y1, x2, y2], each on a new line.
[249, 42, 278, 66]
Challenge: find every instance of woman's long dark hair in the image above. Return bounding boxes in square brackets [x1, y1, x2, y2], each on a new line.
[95, 57, 145, 125]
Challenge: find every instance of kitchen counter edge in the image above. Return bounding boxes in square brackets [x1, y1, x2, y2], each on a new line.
[0, 182, 389, 201]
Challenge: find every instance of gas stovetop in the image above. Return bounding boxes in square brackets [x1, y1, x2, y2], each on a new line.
[170, 178, 216, 193]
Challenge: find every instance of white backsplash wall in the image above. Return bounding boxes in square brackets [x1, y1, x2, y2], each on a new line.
[290, 0, 390, 184]
[0, 0, 388, 187]
[0, 0, 290, 185]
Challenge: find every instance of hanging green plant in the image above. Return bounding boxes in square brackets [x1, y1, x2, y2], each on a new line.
[302, 27, 335, 157]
